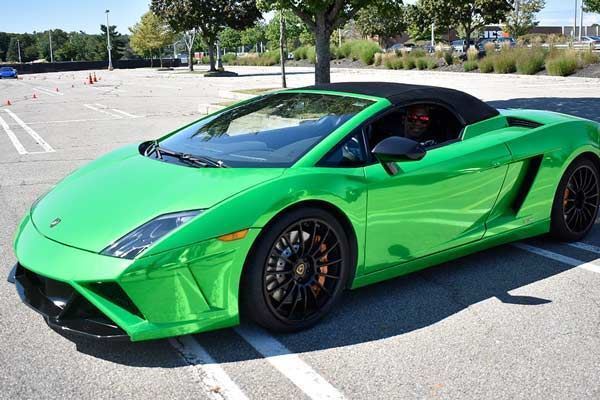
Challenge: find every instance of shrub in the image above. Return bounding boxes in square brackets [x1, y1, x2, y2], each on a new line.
[416, 57, 428, 70]
[493, 49, 517, 73]
[580, 49, 600, 66]
[221, 53, 237, 64]
[383, 54, 403, 69]
[426, 57, 438, 69]
[484, 42, 496, 56]
[463, 60, 478, 72]
[411, 48, 427, 58]
[339, 42, 353, 58]
[466, 48, 479, 62]
[546, 51, 580, 76]
[355, 41, 381, 65]
[294, 46, 308, 60]
[478, 56, 495, 73]
[516, 48, 546, 75]
[306, 46, 316, 63]
[403, 57, 416, 69]
[373, 52, 384, 66]
[232, 52, 280, 66]
[443, 51, 454, 66]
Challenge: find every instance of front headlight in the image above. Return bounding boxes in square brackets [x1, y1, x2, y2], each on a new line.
[101, 210, 203, 259]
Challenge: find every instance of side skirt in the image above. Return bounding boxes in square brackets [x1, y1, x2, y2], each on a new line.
[351, 219, 550, 289]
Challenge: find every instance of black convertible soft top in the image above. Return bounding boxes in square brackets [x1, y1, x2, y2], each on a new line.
[300, 82, 499, 126]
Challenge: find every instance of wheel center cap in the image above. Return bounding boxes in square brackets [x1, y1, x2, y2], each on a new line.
[295, 263, 306, 276]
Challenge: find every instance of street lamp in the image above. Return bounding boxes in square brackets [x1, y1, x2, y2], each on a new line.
[105, 9, 113, 71]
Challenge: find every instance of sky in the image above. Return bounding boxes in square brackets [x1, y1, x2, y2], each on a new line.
[0, 0, 598, 34]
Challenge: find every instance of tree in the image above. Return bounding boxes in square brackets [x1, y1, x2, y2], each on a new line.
[259, 0, 374, 84]
[0, 32, 11, 61]
[36, 29, 69, 61]
[412, 0, 512, 49]
[584, 0, 600, 13]
[503, 0, 545, 38]
[100, 25, 128, 60]
[7, 34, 38, 62]
[151, 0, 261, 72]
[220, 27, 243, 52]
[355, 0, 406, 47]
[130, 12, 175, 67]
[265, 11, 309, 51]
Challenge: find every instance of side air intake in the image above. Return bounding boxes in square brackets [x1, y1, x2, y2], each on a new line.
[507, 117, 543, 129]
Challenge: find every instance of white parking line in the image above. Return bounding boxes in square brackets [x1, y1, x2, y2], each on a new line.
[83, 104, 123, 118]
[513, 243, 600, 274]
[108, 108, 140, 118]
[95, 103, 140, 118]
[235, 325, 346, 400]
[4, 109, 54, 153]
[567, 242, 600, 255]
[0, 115, 27, 154]
[169, 336, 249, 400]
[34, 86, 64, 96]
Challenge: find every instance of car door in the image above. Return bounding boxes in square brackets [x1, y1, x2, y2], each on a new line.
[363, 131, 512, 274]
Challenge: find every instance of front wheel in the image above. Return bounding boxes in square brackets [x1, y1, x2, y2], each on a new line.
[550, 157, 599, 241]
[241, 208, 351, 332]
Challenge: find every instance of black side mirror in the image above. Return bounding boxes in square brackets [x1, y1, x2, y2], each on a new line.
[372, 136, 426, 176]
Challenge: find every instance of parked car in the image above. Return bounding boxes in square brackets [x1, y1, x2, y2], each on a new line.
[496, 37, 516, 48]
[387, 43, 415, 53]
[450, 39, 475, 52]
[575, 36, 600, 50]
[0, 66, 18, 79]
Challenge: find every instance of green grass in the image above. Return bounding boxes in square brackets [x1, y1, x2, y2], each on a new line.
[426, 57, 438, 69]
[546, 52, 580, 76]
[403, 57, 416, 69]
[443, 51, 454, 66]
[493, 50, 517, 73]
[516, 48, 546, 75]
[478, 56, 495, 73]
[416, 57, 428, 70]
[463, 61, 478, 72]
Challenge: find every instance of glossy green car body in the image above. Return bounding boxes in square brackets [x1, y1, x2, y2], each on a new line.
[12, 83, 600, 341]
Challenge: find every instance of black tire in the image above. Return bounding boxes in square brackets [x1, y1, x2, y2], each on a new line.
[550, 157, 599, 241]
[240, 207, 351, 332]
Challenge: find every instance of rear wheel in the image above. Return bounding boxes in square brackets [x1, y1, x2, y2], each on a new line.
[550, 157, 599, 241]
[241, 208, 351, 332]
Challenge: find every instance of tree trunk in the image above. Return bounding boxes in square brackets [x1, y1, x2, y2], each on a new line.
[159, 53, 163, 68]
[208, 45, 216, 71]
[188, 46, 193, 71]
[314, 14, 332, 84]
[279, 10, 287, 88]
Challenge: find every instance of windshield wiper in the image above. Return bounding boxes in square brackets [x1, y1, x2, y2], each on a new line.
[144, 141, 227, 168]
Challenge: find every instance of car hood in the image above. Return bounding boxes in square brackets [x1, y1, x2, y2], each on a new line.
[31, 144, 284, 252]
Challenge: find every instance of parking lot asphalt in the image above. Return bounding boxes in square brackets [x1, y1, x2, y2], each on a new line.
[0, 66, 599, 400]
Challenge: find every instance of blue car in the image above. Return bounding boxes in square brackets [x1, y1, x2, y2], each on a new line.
[0, 67, 18, 79]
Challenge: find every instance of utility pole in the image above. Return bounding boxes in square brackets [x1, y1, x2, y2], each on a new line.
[16, 39, 22, 63]
[105, 10, 113, 70]
[49, 31, 54, 63]
[515, 0, 520, 29]
[279, 9, 287, 88]
[431, 23, 435, 49]
[579, 0, 584, 40]
[573, 0, 578, 39]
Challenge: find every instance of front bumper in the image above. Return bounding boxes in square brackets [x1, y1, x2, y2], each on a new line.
[11, 263, 128, 340]
[11, 215, 260, 341]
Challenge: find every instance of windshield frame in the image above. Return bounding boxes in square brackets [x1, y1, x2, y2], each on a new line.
[155, 90, 387, 168]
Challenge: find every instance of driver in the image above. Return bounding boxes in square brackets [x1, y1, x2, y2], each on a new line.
[405, 105, 436, 147]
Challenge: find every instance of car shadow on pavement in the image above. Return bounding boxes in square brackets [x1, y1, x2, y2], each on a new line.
[234, 71, 314, 78]
[488, 97, 600, 122]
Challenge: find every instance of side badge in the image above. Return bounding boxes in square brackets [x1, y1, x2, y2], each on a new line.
[50, 218, 61, 228]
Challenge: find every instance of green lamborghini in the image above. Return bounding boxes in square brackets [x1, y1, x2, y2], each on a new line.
[9, 82, 600, 341]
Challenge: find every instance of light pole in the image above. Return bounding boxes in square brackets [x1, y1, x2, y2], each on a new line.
[573, 0, 578, 39]
[16, 39, 22, 63]
[105, 9, 113, 70]
[49, 31, 54, 63]
[579, 0, 584, 40]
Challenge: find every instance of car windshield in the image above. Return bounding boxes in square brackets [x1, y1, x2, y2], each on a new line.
[158, 92, 374, 167]
[0, 67, 12, 71]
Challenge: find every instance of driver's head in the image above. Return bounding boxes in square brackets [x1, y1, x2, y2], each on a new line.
[405, 105, 431, 140]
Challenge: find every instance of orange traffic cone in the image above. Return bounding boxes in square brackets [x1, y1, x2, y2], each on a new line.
[55, 88, 59, 92]
[88, 74, 93, 85]
[5, 100, 11, 106]
[32, 93, 37, 99]
[93, 72, 98, 83]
